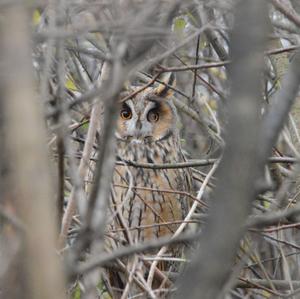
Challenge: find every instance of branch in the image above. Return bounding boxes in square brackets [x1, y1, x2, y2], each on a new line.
[258, 50, 300, 162]
[1, 3, 65, 299]
[71, 231, 200, 277]
[59, 62, 108, 248]
[248, 202, 300, 228]
[176, 2, 269, 298]
[120, 156, 298, 169]
[271, 0, 300, 28]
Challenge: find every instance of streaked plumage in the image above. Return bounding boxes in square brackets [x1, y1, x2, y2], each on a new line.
[106, 74, 193, 298]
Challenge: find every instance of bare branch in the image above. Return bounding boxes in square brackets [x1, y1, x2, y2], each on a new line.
[176, 2, 269, 298]
[271, 0, 300, 28]
[1, 3, 65, 299]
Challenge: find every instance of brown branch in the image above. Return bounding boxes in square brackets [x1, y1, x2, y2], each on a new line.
[252, 222, 300, 233]
[109, 219, 200, 234]
[57, 151, 299, 168]
[266, 44, 300, 56]
[144, 24, 211, 69]
[171, 53, 227, 100]
[71, 231, 200, 277]
[158, 61, 230, 72]
[199, 5, 230, 62]
[257, 232, 300, 250]
[167, 272, 300, 291]
[120, 156, 298, 169]
[120, 72, 161, 103]
[192, 34, 201, 97]
[237, 278, 300, 292]
[113, 183, 208, 207]
[120, 158, 217, 169]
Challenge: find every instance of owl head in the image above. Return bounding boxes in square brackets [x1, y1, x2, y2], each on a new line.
[116, 73, 178, 143]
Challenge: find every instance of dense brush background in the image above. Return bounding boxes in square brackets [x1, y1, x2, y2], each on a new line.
[1, 0, 300, 298]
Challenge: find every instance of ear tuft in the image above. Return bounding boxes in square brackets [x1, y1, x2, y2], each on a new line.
[154, 72, 176, 98]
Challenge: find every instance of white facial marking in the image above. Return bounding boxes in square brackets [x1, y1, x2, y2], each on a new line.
[124, 100, 154, 138]
[131, 139, 142, 144]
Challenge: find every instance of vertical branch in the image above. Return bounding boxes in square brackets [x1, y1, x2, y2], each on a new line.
[1, 3, 65, 299]
[192, 35, 201, 98]
[59, 62, 108, 247]
[57, 9, 107, 249]
[259, 50, 300, 160]
[74, 60, 124, 256]
[57, 137, 65, 229]
[75, 57, 126, 299]
[199, 5, 230, 63]
[176, 1, 269, 298]
[55, 0, 67, 231]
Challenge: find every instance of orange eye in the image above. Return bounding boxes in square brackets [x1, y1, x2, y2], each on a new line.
[120, 109, 132, 120]
[147, 110, 159, 122]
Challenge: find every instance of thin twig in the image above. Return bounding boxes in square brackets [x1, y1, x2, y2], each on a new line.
[271, 0, 300, 28]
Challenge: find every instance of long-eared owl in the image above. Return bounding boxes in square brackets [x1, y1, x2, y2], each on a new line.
[106, 73, 193, 298]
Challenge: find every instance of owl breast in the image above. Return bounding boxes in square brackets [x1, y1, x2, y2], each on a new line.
[109, 136, 191, 245]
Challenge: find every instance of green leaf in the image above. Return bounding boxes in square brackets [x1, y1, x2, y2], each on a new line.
[65, 76, 78, 92]
[82, 121, 89, 131]
[72, 284, 81, 299]
[174, 17, 186, 34]
[32, 9, 41, 26]
[97, 279, 112, 299]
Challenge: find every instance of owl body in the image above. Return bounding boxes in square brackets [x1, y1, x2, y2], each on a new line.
[106, 75, 193, 297]
[113, 134, 189, 243]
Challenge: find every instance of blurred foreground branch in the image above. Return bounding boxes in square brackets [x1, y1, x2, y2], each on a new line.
[176, 2, 269, 298]
[1, 3, 65, 299]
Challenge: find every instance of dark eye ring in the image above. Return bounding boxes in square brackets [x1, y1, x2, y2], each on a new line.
[120, 109, 132, 120]
[147, 110, 159, 122]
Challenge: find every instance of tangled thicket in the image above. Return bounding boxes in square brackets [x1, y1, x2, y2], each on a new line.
[1, 0, 300, 298]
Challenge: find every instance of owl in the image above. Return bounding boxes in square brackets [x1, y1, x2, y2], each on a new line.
[106, 73, 193, 298]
